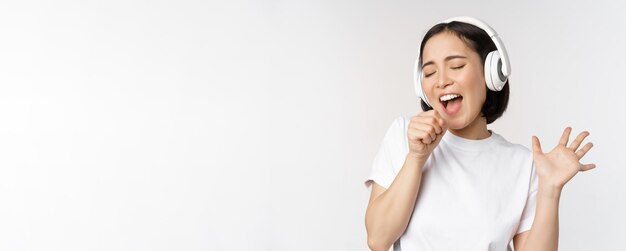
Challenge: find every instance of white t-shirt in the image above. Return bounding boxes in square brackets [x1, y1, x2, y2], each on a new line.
[365, 116, 538, 251]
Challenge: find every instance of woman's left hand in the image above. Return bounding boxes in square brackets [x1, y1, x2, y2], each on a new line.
[532, 127, 596, 190]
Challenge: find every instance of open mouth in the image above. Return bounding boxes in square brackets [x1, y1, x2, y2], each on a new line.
[440, 94, 463, 114]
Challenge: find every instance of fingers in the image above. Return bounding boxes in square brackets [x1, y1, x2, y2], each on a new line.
[413, 110, 445, 127]
[564, 129, 593, 159]
[559, 127, 572, 146]
[580, 163, 596, 171]
[411, 123, 438, 142]
[408, 127, 434, 144]
[412, 115, 443, 133]
[409, 110, 446, 145]
[569, 131, 590, 151]
[576, 142, 594, 159]
[532, 136, 543, 154]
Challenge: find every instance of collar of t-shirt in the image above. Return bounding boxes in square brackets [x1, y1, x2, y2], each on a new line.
[442, 130, 501, 152]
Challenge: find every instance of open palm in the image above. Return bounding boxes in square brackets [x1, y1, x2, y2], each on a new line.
[532, 127, 596, 189]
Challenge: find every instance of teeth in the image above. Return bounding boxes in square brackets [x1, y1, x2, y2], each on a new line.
[439, 94, 461, 102]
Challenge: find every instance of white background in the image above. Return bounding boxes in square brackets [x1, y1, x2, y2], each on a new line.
[1, 0, 624, 250]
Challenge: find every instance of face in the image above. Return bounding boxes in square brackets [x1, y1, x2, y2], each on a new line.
[421, 31, 487, 130]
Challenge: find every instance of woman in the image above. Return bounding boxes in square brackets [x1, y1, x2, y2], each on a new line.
[364, 17, 596, 251]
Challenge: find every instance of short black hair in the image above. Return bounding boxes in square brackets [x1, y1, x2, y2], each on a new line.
[418, 21, 509, 125]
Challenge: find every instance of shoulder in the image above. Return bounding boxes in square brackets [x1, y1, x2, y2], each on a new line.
[491, 132, 533, 160]
[393, 115, 411, 129]
[380, 115, 412, 152]
[384, 115, 411, 137]
[489, 133, 537, 182]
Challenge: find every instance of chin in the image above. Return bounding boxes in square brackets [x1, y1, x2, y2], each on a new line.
[445, 119, 469, 130]
[439, 111, 472, 130]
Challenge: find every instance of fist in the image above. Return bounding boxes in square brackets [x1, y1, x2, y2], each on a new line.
[407, 110, 447, 160]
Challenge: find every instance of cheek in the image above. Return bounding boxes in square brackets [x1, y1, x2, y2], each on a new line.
[422, 80, 438, 103]
[472, 74, 487, 102]
[458, 70, 487, 108]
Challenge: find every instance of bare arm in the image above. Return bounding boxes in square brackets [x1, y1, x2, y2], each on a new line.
[514, 128, 595, 251]
[513, 184, 561, 251]
[365, 111, 446, 251]
[365, 154, 427, 251]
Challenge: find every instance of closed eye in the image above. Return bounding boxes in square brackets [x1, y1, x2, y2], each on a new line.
[425, 65, 463, 78]
[451, 64, 465, 70]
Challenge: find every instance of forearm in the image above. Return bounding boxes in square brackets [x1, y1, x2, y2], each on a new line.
[365, 154, 426, 250]
[521, 183, 562, 251]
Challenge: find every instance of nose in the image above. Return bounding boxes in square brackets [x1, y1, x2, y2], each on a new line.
[436, 72, 453, 89]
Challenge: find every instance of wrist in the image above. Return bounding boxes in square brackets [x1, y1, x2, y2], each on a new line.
[406, 153, 428, 166]
[538, 182, 563, 199]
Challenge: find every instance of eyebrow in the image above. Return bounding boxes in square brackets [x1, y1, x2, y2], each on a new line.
[422, 55, 467, 68]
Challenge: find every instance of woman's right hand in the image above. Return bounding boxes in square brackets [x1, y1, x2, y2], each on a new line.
[407, 110, 447, 160]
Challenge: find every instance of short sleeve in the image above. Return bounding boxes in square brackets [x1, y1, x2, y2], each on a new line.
[516, 159, 539, 234]
[364, 116, 407, 193]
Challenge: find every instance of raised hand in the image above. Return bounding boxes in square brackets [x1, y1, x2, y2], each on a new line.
[532, 127, 596, 189]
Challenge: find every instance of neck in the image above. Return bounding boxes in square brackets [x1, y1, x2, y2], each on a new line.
[449, 115, 491, 140]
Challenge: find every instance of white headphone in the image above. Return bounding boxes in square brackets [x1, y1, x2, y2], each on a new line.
[414, 16, 511, 107]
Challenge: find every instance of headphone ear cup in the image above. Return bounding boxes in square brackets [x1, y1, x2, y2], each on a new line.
[484, 51, 507, 91]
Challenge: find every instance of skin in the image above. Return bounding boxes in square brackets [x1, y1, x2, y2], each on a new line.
[365, 31, 596, 251]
